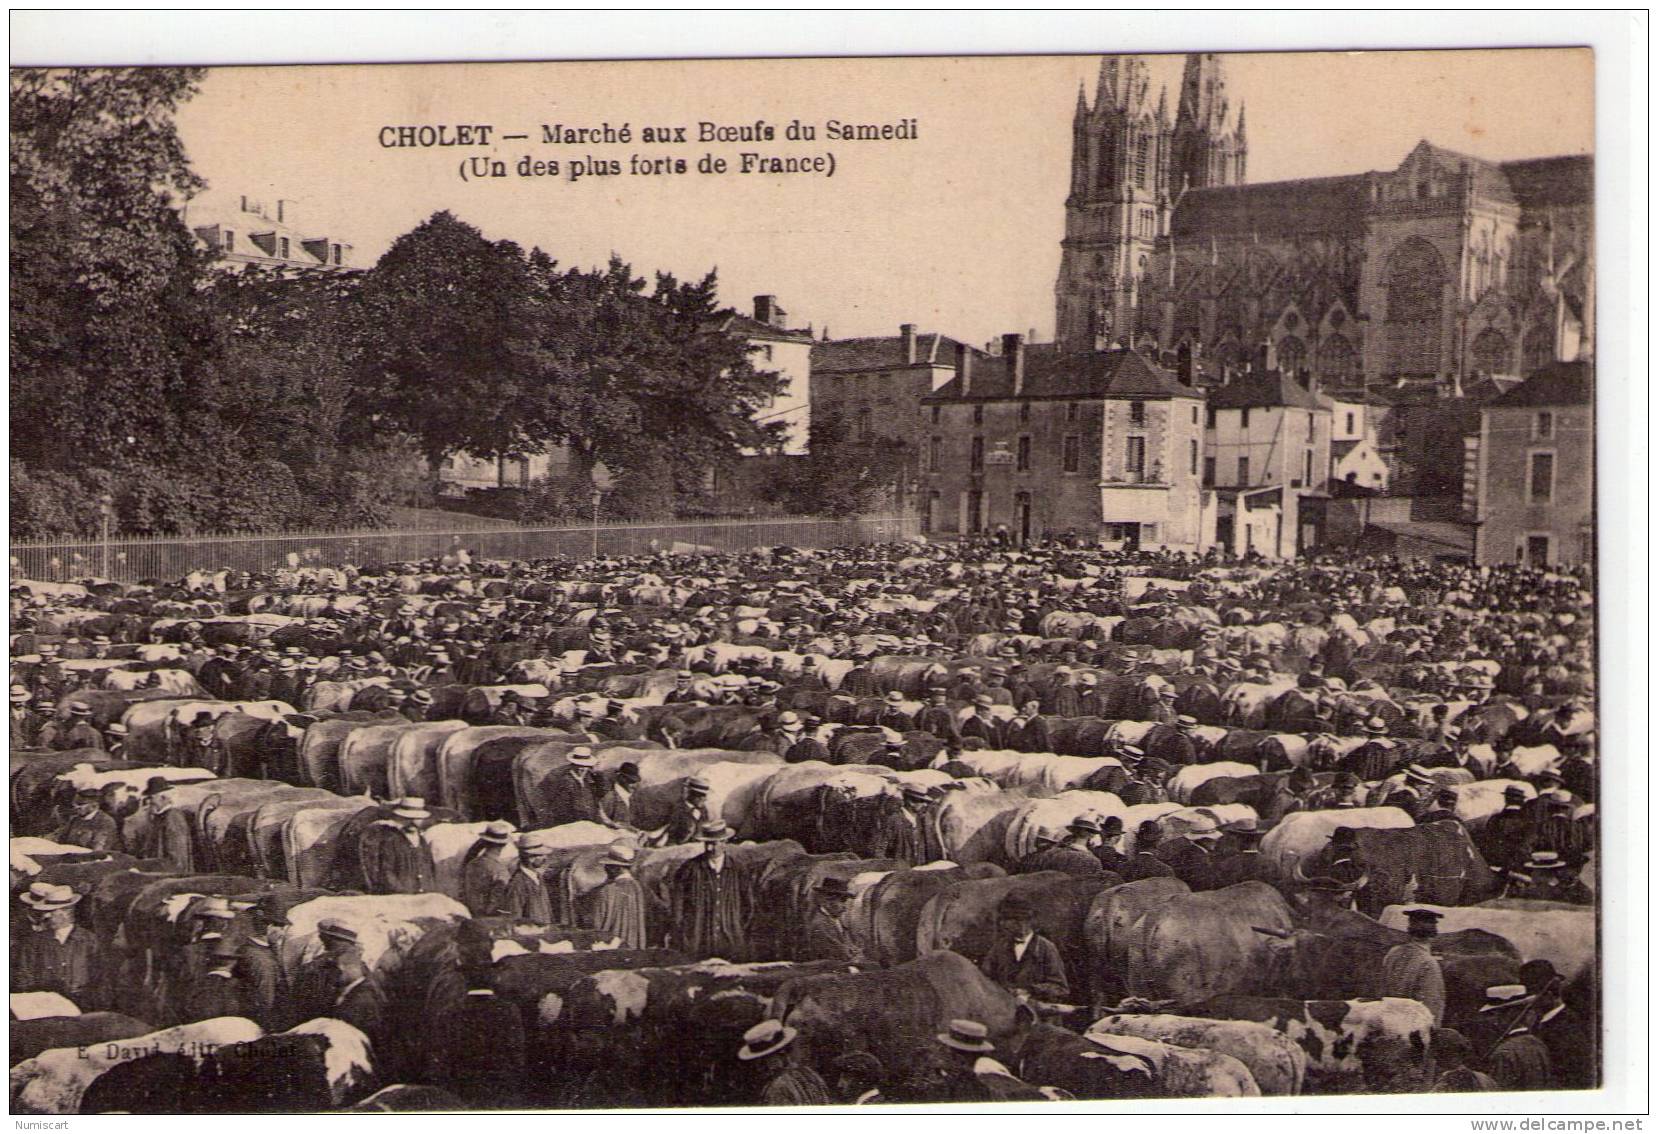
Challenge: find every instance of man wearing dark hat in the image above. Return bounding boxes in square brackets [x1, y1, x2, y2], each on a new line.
[1382, 909, 1446, 1025]
[541, 745, 605, 827]
[1520, 958, 1592, 1089]
[1418, 786, 1464, 826]
[10, 684, 34, 748]
[833, 1050, 888, 1105]
[1208, 823, 1273, 887]
[460, 821, 516, 917]
[139, 777, 196, 871]
[668, 821, 751, 961]
[959, 696, 1005, 750]
[1121, 822, 1178, 881]
[1477, 785, 1536, 880]
[801, 876, 865, 964]
[238, 899, 291, 1032]
[914, 688, 961, 745]
[739, 1019, 832, 1106]
[196, 643, 244, 701]
[598, 761, 642, 831]
[1428, 1028, 1498, 1093]
[1005, 700, 1053, 754]
[490, 690, 530, 727]
[784, 716, 833, 764]
[31, 698, 67, 751]
[177, 934, 246, 1023]
[1091, 815, 1130, 874]
[575, 842, 647, 950]
[52, 785, 122, 853]
[290, 918, 363, 1024]
[665, 775, 714, 845]
[889, 782, 935, 865]
[1305, 770, 1363, 811]
[1016, 816, 1105, 877]
[978, 895, 1069, 1003]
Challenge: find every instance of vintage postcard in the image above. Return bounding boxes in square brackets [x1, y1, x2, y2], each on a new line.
[8, 28, 1623, 1117]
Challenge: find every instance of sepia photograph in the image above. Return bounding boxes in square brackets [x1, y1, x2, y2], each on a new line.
[6, 12, 1640, 1118]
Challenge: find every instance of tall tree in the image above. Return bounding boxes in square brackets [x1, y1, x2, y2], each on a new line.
[354, 211, 552, 473]
[10, 67, 213, 471]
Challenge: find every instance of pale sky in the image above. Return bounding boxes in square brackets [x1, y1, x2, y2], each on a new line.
[174, 48, 1593, 347]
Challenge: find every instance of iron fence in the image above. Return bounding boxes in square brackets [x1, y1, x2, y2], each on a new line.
[11, 513, 922, 583]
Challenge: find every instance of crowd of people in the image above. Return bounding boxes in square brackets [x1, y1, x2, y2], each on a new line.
[8, 538, 1597, 1109]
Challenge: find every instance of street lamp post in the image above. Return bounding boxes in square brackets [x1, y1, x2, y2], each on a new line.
[97, 494, 114, 580]
[590, 487, 603, 562]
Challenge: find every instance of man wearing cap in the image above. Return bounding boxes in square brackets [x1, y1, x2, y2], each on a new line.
[52, 786, 123, 853]
[503, 835, 556, 924]
[739, 1019, 832, 1106]
[959, 696, 1005, 750]
[574, 842, 647, 949]
[800, 876, 865, 964]
[914, 688, 961, 746]
[1382, 909, 1446, 1025]
[1015, 817, 1105, 877]
[598, 761, 642, 831]
[668, 821, 750, 961]
[537, 744, 603, 827]
[12, 883, 98, 1005]
[363, 798, 439, 895]
[460, 821, 516, 917]
[979, 895, 1069, 1003]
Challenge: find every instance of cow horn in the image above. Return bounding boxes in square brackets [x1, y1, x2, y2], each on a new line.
[1250, 925, 1293, 939]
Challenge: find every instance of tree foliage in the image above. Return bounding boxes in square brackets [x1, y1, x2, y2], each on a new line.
[764, 413, 914, 518]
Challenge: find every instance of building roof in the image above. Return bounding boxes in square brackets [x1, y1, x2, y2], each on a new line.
[1366, 520, 1475, 555]
[1171, 173, 1371, 240]
[812, 333, 985, 373]
[1501, 155, 1593, 210]
[1330, 439, 1365, 460]
[1487, 360, 1592, 408]
[1207, 369, 1333, 411]
[701, 312, 816, 344]
[923, 345, 1203, 402]
[1411, 141, 1516, 205]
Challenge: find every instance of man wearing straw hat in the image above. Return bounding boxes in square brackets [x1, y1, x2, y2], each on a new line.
[503, 833, 556, 925]
[541, 745, 605, 827]
[13, 883, 97, 1004]
[459, 820, 516, 917]
[668, 821, 749, 960]
[574, 841, 647, 950]
[737, 1019, 831, 1106]
[364, 797, 439, 895]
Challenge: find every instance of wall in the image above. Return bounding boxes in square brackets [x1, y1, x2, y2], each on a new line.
[1099, 394, 1207, 550]
[1205, 404, 1332, 492]
[751, 337, 816, 455]
[811, 363, 952, 449]
[922, 394, 1104, 538]
[1475, 401, 1594, 566]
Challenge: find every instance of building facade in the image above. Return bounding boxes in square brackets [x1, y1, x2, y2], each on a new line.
[1472, 361, 1593, 566]
[1056, 55, 1593, 392]
[703, 296, 817, 455]
[919, 341, 1208, 550]
[183, 192, 354, 272]
[1203, 369, 1333, 557]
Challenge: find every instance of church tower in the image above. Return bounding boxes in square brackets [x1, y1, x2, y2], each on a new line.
[1171, 52, 1247, 192]
[1054, 55, 1172, 350]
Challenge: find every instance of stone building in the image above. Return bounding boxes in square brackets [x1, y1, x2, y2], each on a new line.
[1471, 360, 1594, 566]
[183, 192, 354, 272]
[702, 296, 817, 456]
[1056, 54, 1593, 391]
[918, 339, 1208, 549]
[1203, 368, 1333, 557]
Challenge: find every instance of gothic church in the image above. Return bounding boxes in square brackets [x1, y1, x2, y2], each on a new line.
[1054, 54, 1593, 388]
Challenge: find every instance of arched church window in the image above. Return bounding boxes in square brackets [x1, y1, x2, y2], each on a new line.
[1521, 326, 1554, 375]
[1315, 334, 1357, 383]
[1277, 335, 1307, 375]
[1470, 328, 1511, 375]
[1384, 237, 1447, 375]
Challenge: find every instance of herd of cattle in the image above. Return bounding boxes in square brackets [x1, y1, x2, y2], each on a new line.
[7, 541, 1597, 1109]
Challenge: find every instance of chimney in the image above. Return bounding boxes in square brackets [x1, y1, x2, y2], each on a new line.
[955, 341, 973, 395]
[901, 323, 918, 365]
[1176, 342, 1194, 386]
[277, 199, 287, 224]
[1002, 333, 1026, 396]
[1302, 367, 1319, 397]
[753, 295, 778, 326]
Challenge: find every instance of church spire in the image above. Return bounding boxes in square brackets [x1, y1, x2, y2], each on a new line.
[1075, 80, 1089, 120]
[1173, 52, 1246, 190]
[1235, 100, 1247, 142]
